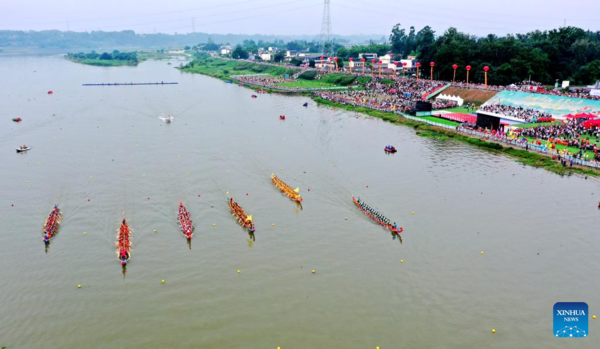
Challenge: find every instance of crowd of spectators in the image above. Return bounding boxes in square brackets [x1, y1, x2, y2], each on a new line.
[314, 78, 449, 113]
[479, 103, 553, 121]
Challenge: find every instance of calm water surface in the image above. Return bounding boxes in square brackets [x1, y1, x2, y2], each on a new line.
[1, 56, 599, 348]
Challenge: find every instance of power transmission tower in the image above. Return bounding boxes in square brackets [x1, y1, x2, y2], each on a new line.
[319, 0, 333, 57]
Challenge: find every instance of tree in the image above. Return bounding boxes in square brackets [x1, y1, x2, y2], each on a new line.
[308, 59, 316, 68]
[231, 45, 249, 59]
[273, 51, 285, 62]
[290, 57, 303, 66]
[203, 37, 219, 51]
[389, 23, 406, 57]
[184, 46, 191, 50]
[100, 52, 112, 60]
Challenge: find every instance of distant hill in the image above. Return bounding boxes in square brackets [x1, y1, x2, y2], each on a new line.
[0, 30, 383, 53]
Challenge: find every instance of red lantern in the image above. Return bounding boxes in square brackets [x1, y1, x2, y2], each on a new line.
[334, 57, 338, 61]
[394, 62, 399, 66]
[328, 57, 332, 61]
[362, 58, 366, 62]
[466, 65, 471, 71]
[349, 58, 353, 61]
[378, 60, 382, 64]
[402, 62, 407, 67]
[416, 62, 421, 67]
[452, 64, 458, 70]
[430, 62, 435, 67]
[321, 56, 324, 60]
[372, 59, 376, 63]
[483, 66, 490, 72]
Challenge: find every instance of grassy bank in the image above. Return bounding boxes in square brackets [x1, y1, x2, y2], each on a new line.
[66, 58, 138, 66]
[179, 57, 299, 80]
[313, 97, 600, 177]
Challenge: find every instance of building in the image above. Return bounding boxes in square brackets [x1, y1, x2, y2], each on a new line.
[259, 53, 272, 61]
[359, 53, 378, 60]
[348, 59, 365, 69]
[315, 59, 336, 70]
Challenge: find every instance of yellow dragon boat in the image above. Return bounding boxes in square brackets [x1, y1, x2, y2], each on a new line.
[271, 174, 302, 203]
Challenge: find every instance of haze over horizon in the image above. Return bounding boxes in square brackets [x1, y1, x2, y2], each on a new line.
[2, 0, 599, 38]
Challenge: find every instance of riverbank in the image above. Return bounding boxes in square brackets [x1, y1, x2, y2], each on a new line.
[180, 58, 600, 177]
[65, 57, 138, 66]
[313, 97, 600, 177]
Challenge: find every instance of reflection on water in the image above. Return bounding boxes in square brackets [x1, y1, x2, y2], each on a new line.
[1, 56, 599, 349]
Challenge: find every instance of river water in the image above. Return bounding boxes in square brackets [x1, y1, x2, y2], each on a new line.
[1, 56, 599, 348]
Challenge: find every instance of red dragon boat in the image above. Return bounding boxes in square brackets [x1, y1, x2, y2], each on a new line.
[42, 205, 62, 243]
[178, 201, 194, 239]
[116, 219, 132, 266]
[353, 197, 403, 234]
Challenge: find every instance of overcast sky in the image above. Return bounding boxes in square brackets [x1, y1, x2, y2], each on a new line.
[2, 0, 599, 37]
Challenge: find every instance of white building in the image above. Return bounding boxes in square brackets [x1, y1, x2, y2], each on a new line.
[259, 53, 272, 61]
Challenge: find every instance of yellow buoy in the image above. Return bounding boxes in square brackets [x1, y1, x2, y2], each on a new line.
[237, 270, 241, 273]
[84, 232, 87, 235]
[311, 269, 316, 273]
[78, 285, 81, 288]
[344, 217, 347, 220]
[491, 329, 496, 333]
[411, 211, 415, 215]
[153, 229, 157, 233]
[213, 223, 216, 226]
[272, 223, 275, 226]
[161, 279, 165, 284]
[400, 260, 404, 263]
[593, 315, 597, 319]
[481, 251, 484, 254]
[26, 180, 29, 183]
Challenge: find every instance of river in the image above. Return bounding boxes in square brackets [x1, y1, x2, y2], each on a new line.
[1, 56, 599, 348]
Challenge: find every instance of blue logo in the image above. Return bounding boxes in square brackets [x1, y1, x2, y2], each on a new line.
[554, 302, 588, 338]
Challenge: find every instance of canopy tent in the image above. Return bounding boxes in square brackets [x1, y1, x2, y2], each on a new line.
[565, 113, 596, 119]
[583, 118, 600, 128]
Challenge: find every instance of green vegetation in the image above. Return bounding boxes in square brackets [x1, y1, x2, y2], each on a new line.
[440, 106, 472, 114]
[66, 50, 139, 66]
[313, 97, 600, 177]
[180, 57, 299, 80]
[298, 70, 318, 80]
[419, 116, 460, 126]
[275, 80, 337, 88]
[319, 74, 357, 86]
[387, 24, 600, 85]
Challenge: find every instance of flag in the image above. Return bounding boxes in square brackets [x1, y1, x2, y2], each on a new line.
[246, 215, 253, 222]
[294, 188, 300, 193]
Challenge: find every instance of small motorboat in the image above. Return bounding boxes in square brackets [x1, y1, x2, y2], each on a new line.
[384, 145, 397, 153]
[16, 145, 31, 153]
[47, 91, 53, 95]
[251, 95, 258, 98]
[303, 102, 308, 107]
[280, 115, 286, 120]
[12, 118, 22, 122]
[160, 115, 174, 123]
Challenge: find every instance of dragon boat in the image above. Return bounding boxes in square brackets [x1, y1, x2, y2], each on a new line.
[178, 201, 194, 239]
[116, 219, 132, 266]
[227, 196, 255, 233]
[353, 197, 403, 234]
[42, 205, 62, 243]
[271, 174, 302, 203]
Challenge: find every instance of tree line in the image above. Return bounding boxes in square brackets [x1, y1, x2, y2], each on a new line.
[387, 24, 600, 85]
[67, 50, 138, 62]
